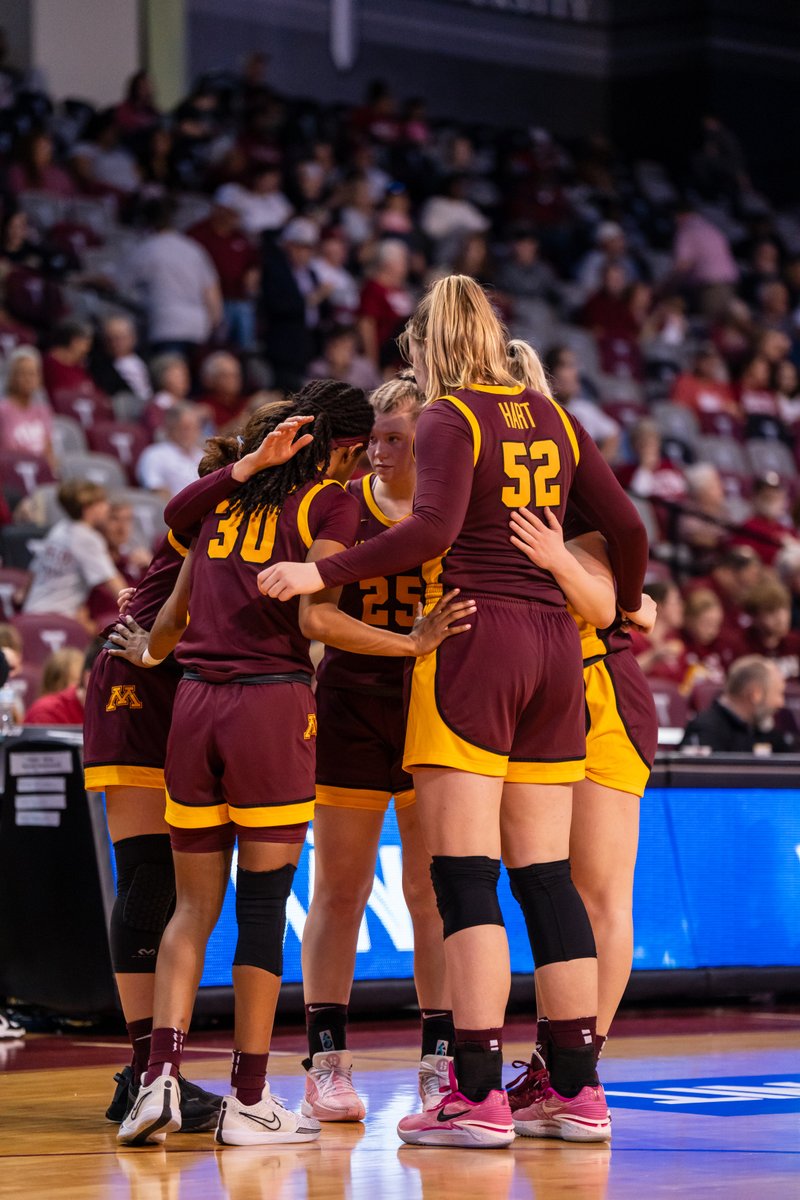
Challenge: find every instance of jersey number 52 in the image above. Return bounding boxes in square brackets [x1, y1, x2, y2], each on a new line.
[501, 439, 561, 509]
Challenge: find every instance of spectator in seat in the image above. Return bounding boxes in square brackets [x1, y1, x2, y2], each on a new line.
[681, 587, 743, 689]
[577, 221, 642, 297]
[218, 165, 293, 237]
[143, 352, 191, 435]
[358, 239, 414, 370]
[90, 314, 152, 405]
[0, 346, 55, 470]
[261, 218, 327, 390]
[128, 197, 222, 357]
[672, 203, 739, 317]
[581, 262, 642, 340]
[671, 345, 740, 427]
[7, 129, 75, 197]
[195, 351, 249, 431]
[88, 500, 151, 629]
[733, 475, 799, 566]
[0, 624, 24, 679]
[136, 403, 205, 499]
[115, 70, 160, 135]
[339, 172, 379, 248]
[687, 543, 762, 628]
[616, 419, 687, 506]
[71, 108, 141, 196]
[681, 656, 789, 753]
[545, 344, 620, 461]
[775, 359, 800, 432]
[678, 463, 730, 570]
[496, 226, 558, 303]
[631, 579, 687, 684]
[42, 318, 103, 404]
[23, 481, 127, 627]
[420, 174, 489, 264]
[737, 354, 785, 441]
[40, 646, 84, 696]
[312, 228, 360, 326]
[189, 188, 261, 351]
[741, 578, 800, 680]
[25, 641, 103, 726]
[306, 325, 381, 391]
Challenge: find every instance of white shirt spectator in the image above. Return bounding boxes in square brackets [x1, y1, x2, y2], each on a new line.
[24, 520, 117, 617]
[217, 182, 293, 236]
[567, 398, 620, 447]
[420, 195, 489, 243]
[129, 231, 219, 344]
[137, 441, 204, 498]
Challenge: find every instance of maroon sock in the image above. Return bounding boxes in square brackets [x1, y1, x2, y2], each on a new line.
[143, 1027, 185, 1086]
[126, 1017, 152, 1089]
[594, 1034, 607, 1063]
[549, 1017, 596, 1051]
[536, 1016, 552, 1069]
[231, 1050, 269, 1107]
[455, 1027, 503, 1052]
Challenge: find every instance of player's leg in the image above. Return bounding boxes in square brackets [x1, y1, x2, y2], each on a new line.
[300, 802, 383, 1121]
[570, 778, 639, 1050]
[118, 830, 233, 1146]
[105, 786, 172, 1091]
[396, 797, 454, 1107]
[216, 828, 320, 1147]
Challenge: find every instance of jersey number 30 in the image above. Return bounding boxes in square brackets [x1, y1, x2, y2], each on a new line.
[207, 506, 278, 563]
[501, 439, 561, 508]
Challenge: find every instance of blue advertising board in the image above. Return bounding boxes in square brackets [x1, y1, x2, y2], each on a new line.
[199, 785, 800, 987]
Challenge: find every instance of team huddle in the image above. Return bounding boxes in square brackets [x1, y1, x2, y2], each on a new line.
[82, 274, 657, 1150]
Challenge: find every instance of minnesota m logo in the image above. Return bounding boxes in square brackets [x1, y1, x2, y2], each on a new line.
[106, 685, 143, 712]
[303, 713, 318, 740]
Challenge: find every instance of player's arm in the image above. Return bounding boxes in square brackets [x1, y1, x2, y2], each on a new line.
[258, 402, 474, 600]
[566, 421, 650, 622]
[164, 415, 315, 534]
[107, 549, 193, 666]
[510, 511, 617, 629]
[299, 541, 475, 656]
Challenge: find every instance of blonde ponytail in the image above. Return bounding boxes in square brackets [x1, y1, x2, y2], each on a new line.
[506, 338, 551, 396]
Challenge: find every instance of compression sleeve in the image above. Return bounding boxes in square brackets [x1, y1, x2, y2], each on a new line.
[317, 401, 474, 587]
[568, 420, 648, 612]
[163, 465, 237, 535]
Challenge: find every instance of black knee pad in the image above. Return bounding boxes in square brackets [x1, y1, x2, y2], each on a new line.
[507, 859, 596, 968]
[110, 834, 175, 974]
[430, 855, 504, 939]
[233, 863, 296, 975]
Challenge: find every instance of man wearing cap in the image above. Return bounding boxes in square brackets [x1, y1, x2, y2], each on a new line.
[189, 190, 261, 349]
[261, 218, 331, 390]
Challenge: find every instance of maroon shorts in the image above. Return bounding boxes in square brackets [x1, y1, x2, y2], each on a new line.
[315, 684, 414, 812]
[164, 676, 316, 851]
[83, 648, 181, 791]
[405, 595, 586, 783]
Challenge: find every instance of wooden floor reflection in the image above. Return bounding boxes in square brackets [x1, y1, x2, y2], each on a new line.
[1, 1028, 798, 1199]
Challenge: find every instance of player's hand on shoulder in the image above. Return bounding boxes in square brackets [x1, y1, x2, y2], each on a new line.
[408, 589, 476, 656]
[117, 586, 136, 616]
[257, 560, 324, 600]
[620, 593, 657, 634]
[233, 415, 315, 482]
[107, 615, 150, 666]
[509, 506, 570, 573]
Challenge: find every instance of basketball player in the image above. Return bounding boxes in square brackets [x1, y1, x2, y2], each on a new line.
[257, 276, 650, 1147]
[302, 374, 453, 1123]
[111, 385, 474, 1147]
[83, 412, 316, 1130]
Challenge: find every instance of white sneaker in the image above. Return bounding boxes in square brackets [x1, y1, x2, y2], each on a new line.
[118, 1074, 181, 1145]
[301, 1050, 366, 1121]
[418, 1054, 455, 1111]
[215, 1084, 321, 1146]
[0, 1010, 25, 1040]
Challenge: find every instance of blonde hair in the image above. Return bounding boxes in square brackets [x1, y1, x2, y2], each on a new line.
[370, 372, 424, 420]
[41, 647, 84, 695]
[402, 275, 518, 403]
[506, 339, 551, 395]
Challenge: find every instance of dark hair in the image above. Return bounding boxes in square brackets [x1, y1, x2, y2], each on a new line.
[644, 580, 676, 605]
[51, 318, 93, 349]
[200, 379, 373, 521]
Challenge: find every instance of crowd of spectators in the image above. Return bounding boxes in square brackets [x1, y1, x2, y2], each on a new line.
[0, 47, 799, 748]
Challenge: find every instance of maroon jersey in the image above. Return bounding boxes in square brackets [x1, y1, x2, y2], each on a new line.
[317, 473, 426, 693]
[99, 530, 191, 639]
[177, 480, 359, 682]
[317, 385, 648, 610]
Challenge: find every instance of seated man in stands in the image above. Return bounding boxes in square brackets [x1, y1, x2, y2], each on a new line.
[681, 655, 789, 753]
[24, 642, 102, 726]
[136, 403, 205, 499]
[741, 578, 800, 680]
[23, 480, 127, 629]
[42, 318, 105, 405]
[733, 474, 799, 566]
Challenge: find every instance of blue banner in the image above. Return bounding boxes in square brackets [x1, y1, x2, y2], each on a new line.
[200, 786, 800, 987]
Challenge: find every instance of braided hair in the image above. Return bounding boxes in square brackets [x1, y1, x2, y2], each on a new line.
[200, 379, 374, 522]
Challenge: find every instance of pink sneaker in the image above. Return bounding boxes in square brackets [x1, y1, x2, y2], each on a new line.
[505, 1051, 549, 1114]
[301, 1051, 366, 1122]
[398, 1062, 514, 1148]
[513, 1084, 612, 1142]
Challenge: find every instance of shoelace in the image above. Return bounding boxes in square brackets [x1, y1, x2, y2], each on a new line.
[506, 1057, 548, 1098]
[419, 1062, 447, 1098]
[315, 1060, 356, 1100]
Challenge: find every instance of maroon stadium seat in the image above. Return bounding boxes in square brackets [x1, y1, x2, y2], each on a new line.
[648, 679, 689, 729]
[0, 567, 32, 619]
[7, 664, 41, 712]
[87, 421, 150, 483]
[50, 386, 113, 430]
[11, 613, 89, 666]
[0, 452, 56, 505]
[689, 679, 722, 715]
